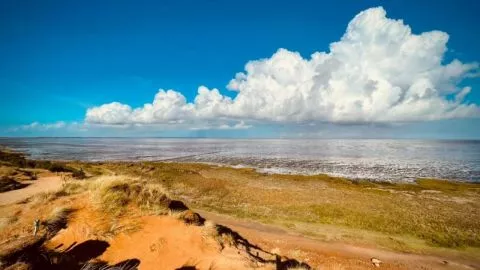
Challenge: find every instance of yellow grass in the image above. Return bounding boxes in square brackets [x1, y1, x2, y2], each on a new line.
[90, 176, 172, 216]
[78, 161, 480, 252]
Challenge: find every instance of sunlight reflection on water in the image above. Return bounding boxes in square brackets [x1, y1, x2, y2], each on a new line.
[1, 138, 478, 182]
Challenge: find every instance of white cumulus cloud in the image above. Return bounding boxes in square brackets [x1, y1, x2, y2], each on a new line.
[190, 120, 253, 131]
[85, 7, 479, 126]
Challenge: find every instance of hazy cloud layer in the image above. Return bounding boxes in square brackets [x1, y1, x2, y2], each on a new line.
[12, 121, 67, 131]
[85, 7, 479, 126]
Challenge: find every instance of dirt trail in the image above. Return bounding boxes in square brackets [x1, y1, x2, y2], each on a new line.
[0, 175, 62, 205]
[196, 209, 480, 270]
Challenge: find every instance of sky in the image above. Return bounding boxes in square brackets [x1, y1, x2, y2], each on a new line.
[0, 0, 479, 138]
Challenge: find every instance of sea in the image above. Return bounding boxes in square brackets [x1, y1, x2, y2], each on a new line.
[1, 138, 479, 182]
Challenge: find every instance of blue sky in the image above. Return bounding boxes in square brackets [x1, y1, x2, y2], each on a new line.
[0, 0, 479, 138]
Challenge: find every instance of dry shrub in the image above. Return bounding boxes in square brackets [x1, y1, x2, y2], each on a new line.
[61, 181, 89, 195]
[202, 222, 237, 249]
[133, 183, 171, 211]
[200, 220, 238, 250]
[93, 176, 171, 215]
[0, 176, 27, 192]
[176, 210, 204, 226]
[42, 207, 73, 237]
[96, 183, 130, 215]
[219, 232, 236, 248]
[201, 220, 218, 238]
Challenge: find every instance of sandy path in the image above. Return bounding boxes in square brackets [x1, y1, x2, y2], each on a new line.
[196, 210, 480, 270]
[0, 176, 62, 205]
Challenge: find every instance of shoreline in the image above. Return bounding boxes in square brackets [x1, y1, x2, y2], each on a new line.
[1, 145, 476, 183]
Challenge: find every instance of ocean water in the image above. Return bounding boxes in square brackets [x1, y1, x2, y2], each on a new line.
[0, 138, 479, 182]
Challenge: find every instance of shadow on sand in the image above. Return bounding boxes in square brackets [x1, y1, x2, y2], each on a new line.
[1, 238, 140, 270]
[1, 201, 309, 270]
[216, 224, 311, 270]
[0, 208, 139, 270]
[175, 223, 311, 270]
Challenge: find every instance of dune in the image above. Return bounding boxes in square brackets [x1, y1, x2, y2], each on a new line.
[1, 151, 479, 269]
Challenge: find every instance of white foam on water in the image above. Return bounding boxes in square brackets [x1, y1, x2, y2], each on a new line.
[0, 138, 478, 182]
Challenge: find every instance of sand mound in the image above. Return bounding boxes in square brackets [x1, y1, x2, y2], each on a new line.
[0, 187, 307, 270]
[43, 206, 286, 270]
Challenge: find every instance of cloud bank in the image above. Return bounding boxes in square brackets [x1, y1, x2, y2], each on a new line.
[85, 7, 479, 126]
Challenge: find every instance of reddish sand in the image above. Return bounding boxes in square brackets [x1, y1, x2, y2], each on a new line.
[4, 178, 478, 269]
[45, 205, 273, 270]
[3, 190, 478, 270]
[101, 216, 242, 269]
[43, 204, 480, 270]
[0, 175, 62, 205]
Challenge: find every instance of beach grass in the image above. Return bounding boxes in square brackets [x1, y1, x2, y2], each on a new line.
[76, 161, 480, 252]
[2, 147, 478, 254]
[91, 175, 172, 216]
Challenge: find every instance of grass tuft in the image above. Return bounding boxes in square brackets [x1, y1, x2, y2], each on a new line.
[92, 162, 480, 250]
[42, 207, 73, 237]
[93, 176, 171, 216]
